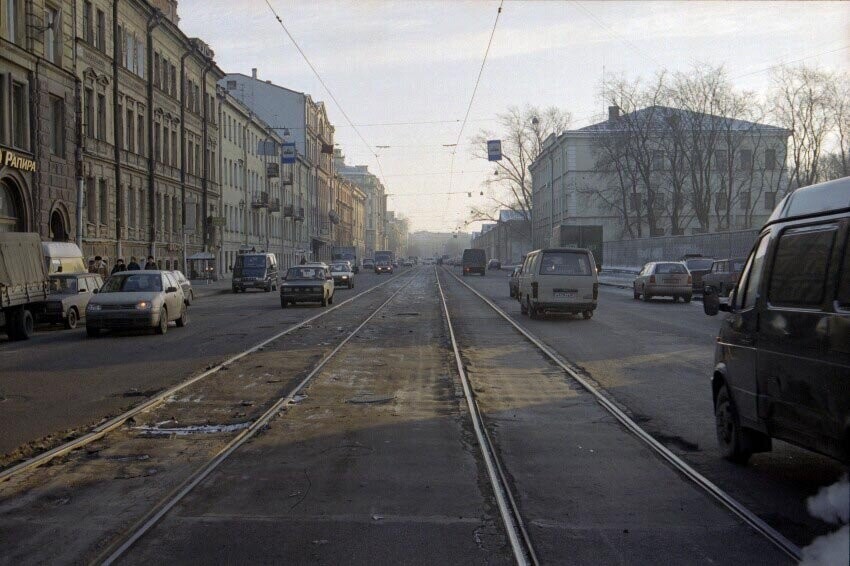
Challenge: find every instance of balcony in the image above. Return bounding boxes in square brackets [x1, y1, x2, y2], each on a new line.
[283, 204, 294, 217]
[269, 198, 281, 213]
[251, 191, 270, 208]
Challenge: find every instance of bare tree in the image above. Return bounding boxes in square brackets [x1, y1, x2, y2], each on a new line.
[770, 65, 835, 191]
[824, 72, 850, 180]
[469, 105, 571, 231]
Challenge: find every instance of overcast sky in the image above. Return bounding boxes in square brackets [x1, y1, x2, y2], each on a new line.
[178, 0, 849, 233]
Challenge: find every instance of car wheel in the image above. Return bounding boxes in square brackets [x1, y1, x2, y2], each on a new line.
[582, 310, 594, 320]
[156, 308, 168, 335]
[642, 288, 652, 302]
[684, 295, 692, 303]
[321, 295, 328, 307]
[65, 307, 79, 329]
[715, 384, 756, 465]
[673, 295, 680, 302]
[86, 325, 100, 338]
[633, 285, 640, 300]
[189, 290, 194, 305]
[264, 284, 271, 293]
[280, 298, 287, 309]
[528, 299, 540, 320]
[176, 306, 189, 328]
[520, 297, 528, 315]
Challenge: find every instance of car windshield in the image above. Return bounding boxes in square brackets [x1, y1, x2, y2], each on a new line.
[49, 276, 77, 293]
[331, 264, 349, 272]
[100, 273, 163, 293]
[656, 263, 688, 274]
[685, 259, 714, 270]
[731, 260, 746, 272]
[239, 255, 266, 268]
[539, 252, 592, 275]
[287, 267, 325, 281]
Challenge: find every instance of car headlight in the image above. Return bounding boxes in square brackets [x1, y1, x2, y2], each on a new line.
[87, 304, 101, 311]
[341, 275, 348, 279]
[136, 301, 152, 310]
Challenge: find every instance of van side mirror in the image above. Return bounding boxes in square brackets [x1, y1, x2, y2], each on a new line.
[166, 286, 178, 293]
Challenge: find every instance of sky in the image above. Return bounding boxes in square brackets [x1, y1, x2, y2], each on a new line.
[178, 0, 850, 233]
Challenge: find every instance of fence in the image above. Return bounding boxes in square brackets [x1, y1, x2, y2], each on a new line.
[603, 229, 760, 271]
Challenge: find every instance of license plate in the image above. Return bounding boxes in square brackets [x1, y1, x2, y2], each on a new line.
[554, 292, 577, 298]
[663, 278, 679, 284]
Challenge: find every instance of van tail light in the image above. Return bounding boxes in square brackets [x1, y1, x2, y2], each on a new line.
[649, 275, 656, 284]
[593, 282, 598, 300]
[532, 282, 539, 299]
[687, 275, 693, 284]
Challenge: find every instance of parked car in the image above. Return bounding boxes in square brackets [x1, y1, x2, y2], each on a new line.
[702, 258, 747, 297]
[85, 271, 188, 336]
[170, 270, 194, 305]
[488, 259, 502, 270]
[681, 255, 715, 294]
[232, 252, 279, 293]
[508, 266, 522, 298]
[362, 258, 375, 270]
[462, 249, 487, 276]
[330, 262, 355, 289]
[633, 262, 692, 302]
[36, 273, 103, 329]
[280, 265, 335, 308]
[375, 261, 394, 274]
[517, 248, 599, 319]
[704, 176, 850, 465]
[402, 259, 413, 267]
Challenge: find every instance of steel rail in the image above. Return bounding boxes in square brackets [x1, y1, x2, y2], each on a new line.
[97, 273, 418, 565]
[0, 270, 412, 484]
[441, 267, 803, 563]
[435, 268, 538, 566]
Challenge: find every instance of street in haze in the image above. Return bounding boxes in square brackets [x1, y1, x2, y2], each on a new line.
[1, 1, 849, 565]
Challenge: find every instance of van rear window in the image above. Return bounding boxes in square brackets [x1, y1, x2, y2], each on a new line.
[655, 263, 687, 274]
[540, 252, 592, 275]
[769, 225, 836, 307]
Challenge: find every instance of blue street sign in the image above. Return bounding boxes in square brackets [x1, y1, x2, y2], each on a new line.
[487, 139, 502, 161]
[281, 142, 296, 164]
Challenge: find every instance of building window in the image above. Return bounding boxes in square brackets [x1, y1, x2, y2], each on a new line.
[764, 191, 777, 211]
[739, 149, 753, 171]
[83, 1, 93, 44]
[45, 6, 62, 65]
[170, 66, 177, 97]
[154, 123, 161, 162]
[126, 108, 135, 153]
[765, 148, 776, 171]
[715, 150, 727, 172]
[128, 186, 135, 229]
[170, 130, 177, 165]
[11, 81, 27, 150]
[99, 179, 108, 224]
[153, 53, 160, 88]
[137, 113, 145, 154]
[173, 196, 180, 232]
[739, 190, 751, 211]
[162, 125, 170, 165]
[95, 9, 106, 52]
[6, 0, 23, 44]
[50, 96, 65, 156]
[187, 140, 194, 174]
[96, 93, 106, 140]
[195, 145, 201, 176]
[136, 36, 145, 78]
[86, 177, 96, 223]
[84, 87, 94, 138]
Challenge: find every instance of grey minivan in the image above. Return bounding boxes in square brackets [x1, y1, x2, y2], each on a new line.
[704, 176, 850, 465]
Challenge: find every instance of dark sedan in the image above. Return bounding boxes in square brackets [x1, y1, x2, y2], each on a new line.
[682, 257, 715, 294]
[375, 261, 393, 274]
[280, 266, 335, 308]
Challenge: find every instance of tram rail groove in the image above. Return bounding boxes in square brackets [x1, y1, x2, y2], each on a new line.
[435, 269, 539, 566]
[96, 274, 418, 565]
[439, 267, 803, 563]
[0, 270, 412, 485]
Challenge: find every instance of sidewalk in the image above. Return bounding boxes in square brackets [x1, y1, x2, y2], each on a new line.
[190, 275, 233, 299]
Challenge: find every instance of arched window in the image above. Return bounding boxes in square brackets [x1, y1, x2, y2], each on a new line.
[0, 179, 24, 232]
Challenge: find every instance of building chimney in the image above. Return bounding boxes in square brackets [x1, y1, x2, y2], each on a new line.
[608, 105, 620, 122]
[252, 68, 258, 80]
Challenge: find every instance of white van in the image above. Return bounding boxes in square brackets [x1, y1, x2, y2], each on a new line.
[517, 248, 599, 320]
[41, 242, 86, 275]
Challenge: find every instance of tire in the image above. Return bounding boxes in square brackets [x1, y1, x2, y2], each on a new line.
[520, 297, 528, 315]
[65, 307, 79, 330]
[673, 296, 680, 303]
[188, 290, 194, 305]
[321, 295, 328, 307]
[280, 299, 287, 309]
[582, 310, 594, 320]
[633, 286, 640, 300]
[156, 307, 168, 335]
[715, 384, 755, 465]
[10, 309, 34, 341]
[642, 288, 652, 302]
[529, 300, 540, 320]
[176, 306, 189, 328]
[684, 295, 692, 303]
[86, 325, 100, 338]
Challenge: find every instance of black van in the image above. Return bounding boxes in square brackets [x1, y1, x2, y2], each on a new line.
[462, 249, 486, 276]
[232, 253, 279, 293]
[704, 176, 850, 464]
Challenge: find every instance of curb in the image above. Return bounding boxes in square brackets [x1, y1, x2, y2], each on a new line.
[599, 280, 705, 302]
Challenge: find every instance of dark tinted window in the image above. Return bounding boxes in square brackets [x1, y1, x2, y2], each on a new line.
[686, 259, 714, 271]
[655, 263, 687, 274]
[769, 225, 837, 307]
[838, 232, 850, 308]
[539, 252, 592, 275]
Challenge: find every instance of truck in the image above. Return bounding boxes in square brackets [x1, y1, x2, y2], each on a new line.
[332, 246, 359, 273]
[551, 224, 603, 270]
[374, 250, 394, 266]
[1, 232, 50, 340]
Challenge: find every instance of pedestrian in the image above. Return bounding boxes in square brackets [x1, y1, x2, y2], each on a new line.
[144, 255, 157, 270]
[127, 256, 141, 270]
[93, 255, 108, 278]
[87, 259, 96, 273]
[111, 258, 126, 275]
[300, 256, 307, 265]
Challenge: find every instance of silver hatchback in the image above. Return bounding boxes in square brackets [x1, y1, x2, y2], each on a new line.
[633, 262, 693, 302]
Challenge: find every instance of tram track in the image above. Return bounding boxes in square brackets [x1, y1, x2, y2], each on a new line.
[0, 270, 411, 485]
[437, 266, 802, 563]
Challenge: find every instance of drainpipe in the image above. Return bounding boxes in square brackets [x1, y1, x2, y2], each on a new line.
[112, 0, 122, 260]
[146, 9, 163, 258]
[30, 58, 41, 235]
[200, 60, 212, 251]
[74, 0, 84, 248]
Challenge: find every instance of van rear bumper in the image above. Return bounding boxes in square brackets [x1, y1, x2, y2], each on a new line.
[537, 301, 596, 313]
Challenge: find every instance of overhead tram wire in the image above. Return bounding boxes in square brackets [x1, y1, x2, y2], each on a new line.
[262, 0, 388, 184]
[444, 0, 505, 225]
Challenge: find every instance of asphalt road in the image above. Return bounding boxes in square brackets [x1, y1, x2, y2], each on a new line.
[451, 266, 845, 547]
[0, 270, 403, 458]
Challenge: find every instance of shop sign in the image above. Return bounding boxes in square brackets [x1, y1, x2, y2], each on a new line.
[0, 147, 37, 172]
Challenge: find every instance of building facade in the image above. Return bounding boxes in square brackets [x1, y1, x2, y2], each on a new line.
[471, 210, 531, 264]
[221, 70, 335, 262]
[333, 173, 366, 262]
[74, 0, 223, 271]
[334, 149, 386, 258]
[1, 0, 78, 242]
[529, 105, 790, 248]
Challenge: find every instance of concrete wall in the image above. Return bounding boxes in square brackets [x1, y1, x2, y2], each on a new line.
[603, 229, 760, 271]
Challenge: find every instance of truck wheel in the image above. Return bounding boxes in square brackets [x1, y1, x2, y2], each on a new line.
[10, 309, 34, 340]
[65, 307, 79, 330]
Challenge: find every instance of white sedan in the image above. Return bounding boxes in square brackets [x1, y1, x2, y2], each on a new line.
[330, 262, 355, 289]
